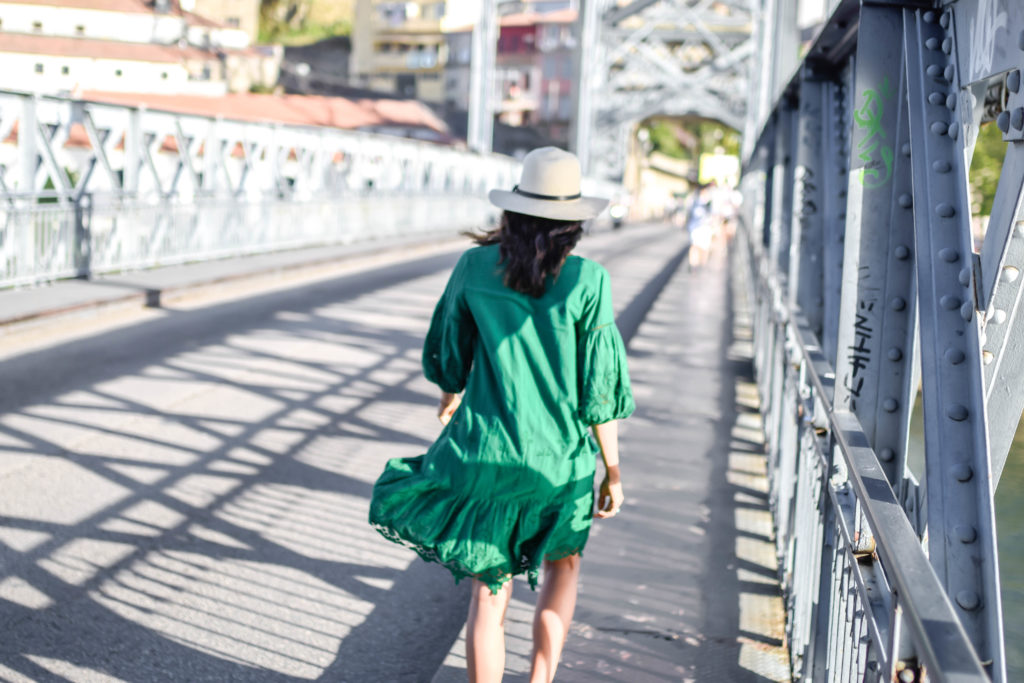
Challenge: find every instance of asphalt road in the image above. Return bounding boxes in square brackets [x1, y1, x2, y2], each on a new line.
[0, 223, 688, 682]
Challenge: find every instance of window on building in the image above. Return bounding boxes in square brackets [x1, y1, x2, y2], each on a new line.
[226, 17, 240, 28]
[75, 25, 85, 36]
[32, 21, 42, 32]
[61, 65, 69, 75]
[34, 63, 43, 74]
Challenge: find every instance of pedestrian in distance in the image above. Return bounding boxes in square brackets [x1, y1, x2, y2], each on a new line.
[684, 182, 715, 270]
[369, 147, 635, 683]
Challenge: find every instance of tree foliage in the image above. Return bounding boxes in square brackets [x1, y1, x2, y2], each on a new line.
[968, 121, 1006, 217]
[259, 0, 351, 45]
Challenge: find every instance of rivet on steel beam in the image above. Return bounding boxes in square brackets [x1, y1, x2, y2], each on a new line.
[1015, 220, 1024, 238]
[891, 297, 906, 311]
[931, 121, 949, 135]
[949, 123, 959, 140]
[879, 448, 895, 462]
[943, 64, 955, 82]
[953, 463, 973, 481]
[898, 193, 913, 208]
[939, 247, 959, 262]
[984, 350, 994, 365]
[899, 669, 915, 683]
[991, 309, 1007, 325]
[942, 37, 953, 54]
[956, 590, 980, 611]
[955, 525, 978, 543]
[998, 111, 1012, 133]
[961, 301, 974, 321]
[926, 64, 943, 79]
[936, 203, 955, 217]
[928, 92, 944, 105]
[883, 398, 898, 412]
[1003, 265, 1020, 283]
[1014, 108, 1024, 131]
[1007, 108, 1024, 131]
[888, 347, 903, 361]
[895, 245, 910, 260]
[945, 348, 966, 364]
[946, 93, 957, 110]
[948, 404, 969, 421]
[932, 160, 951, 173]
[1009, 70, 1022, 94]
[902, 143, 911, 157]
[959, 268, 972, 286]
[924, 10, 937, 23]
[925, 37, 940, 50]
[940, 295, 961, 310]
[940, 12, 950, 29]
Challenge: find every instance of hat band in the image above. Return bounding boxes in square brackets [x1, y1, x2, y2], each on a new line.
[513, 185, 581, 201]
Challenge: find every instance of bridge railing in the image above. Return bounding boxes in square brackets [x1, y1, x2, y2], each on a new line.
[0, 90, 619, 289]
[741, 0, 1024, 680]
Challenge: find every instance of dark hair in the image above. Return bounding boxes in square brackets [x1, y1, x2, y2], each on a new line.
[471, 211, 584, 297]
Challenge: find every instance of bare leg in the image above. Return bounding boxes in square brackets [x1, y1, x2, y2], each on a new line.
[466, 578, 513, 683]
[529, 554, 581, 683]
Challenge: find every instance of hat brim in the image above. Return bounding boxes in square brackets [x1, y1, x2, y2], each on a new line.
[489, 189, 609, 221]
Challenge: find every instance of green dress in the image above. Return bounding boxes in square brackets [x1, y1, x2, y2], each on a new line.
[369, 243, 634, 592]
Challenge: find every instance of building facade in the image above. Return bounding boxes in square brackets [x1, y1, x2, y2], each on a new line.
[187, 0, 260, 45]
[351, 0, 480, 103]
[493, 9, 575, 144]
[0, 0, 272, 96]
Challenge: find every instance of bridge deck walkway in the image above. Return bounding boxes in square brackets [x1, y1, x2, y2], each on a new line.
[0, 225, 788, 681]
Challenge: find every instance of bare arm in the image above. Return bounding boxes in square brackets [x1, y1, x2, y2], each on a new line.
[591, 420, 624, 518]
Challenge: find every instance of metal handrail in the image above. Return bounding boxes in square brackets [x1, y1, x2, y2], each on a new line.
[745, 227, 989, 681]
[793, 318, 989, 681]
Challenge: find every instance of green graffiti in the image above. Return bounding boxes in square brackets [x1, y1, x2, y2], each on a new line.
[854, 77, 894, 189]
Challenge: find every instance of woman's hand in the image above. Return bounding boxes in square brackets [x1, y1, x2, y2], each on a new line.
[438, 392, 461, 425]
[595, 470, 624, 519]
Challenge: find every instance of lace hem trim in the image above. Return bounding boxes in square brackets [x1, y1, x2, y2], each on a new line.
[371, 522, 583, 594]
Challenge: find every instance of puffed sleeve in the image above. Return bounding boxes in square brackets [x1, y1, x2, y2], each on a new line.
[423, 253, 476, 393]
[576, 266, 635, 425]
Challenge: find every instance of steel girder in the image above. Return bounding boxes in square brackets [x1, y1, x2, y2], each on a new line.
[576, 0, 755, 179]
[745, 0, 1024, 680]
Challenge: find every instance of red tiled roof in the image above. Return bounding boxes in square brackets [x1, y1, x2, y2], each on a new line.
[1, 0, 231, 29]
[0, 33, 214, 63]
[79, 91, 451, 135]
[500, 9, 577, 26]
[0, 0, 154, 13]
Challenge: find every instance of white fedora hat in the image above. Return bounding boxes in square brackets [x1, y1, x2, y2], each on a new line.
[489, 147, 609, 221]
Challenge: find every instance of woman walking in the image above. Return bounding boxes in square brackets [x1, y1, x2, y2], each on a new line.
[369, 147, 634, 682]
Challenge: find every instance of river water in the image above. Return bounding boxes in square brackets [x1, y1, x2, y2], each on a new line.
[996, 431, 1023, 678]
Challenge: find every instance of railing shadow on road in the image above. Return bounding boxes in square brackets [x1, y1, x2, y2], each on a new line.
[691, 247, 790, 682]
[0, 253, 472, 681]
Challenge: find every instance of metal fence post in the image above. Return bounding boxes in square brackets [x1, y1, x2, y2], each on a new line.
[74, 193, 92, 280]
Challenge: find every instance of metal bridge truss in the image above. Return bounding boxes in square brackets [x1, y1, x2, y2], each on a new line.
[573, 0, 755, 178]
[0, 91, 531, 288]
[742, 0, 1024, 680]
